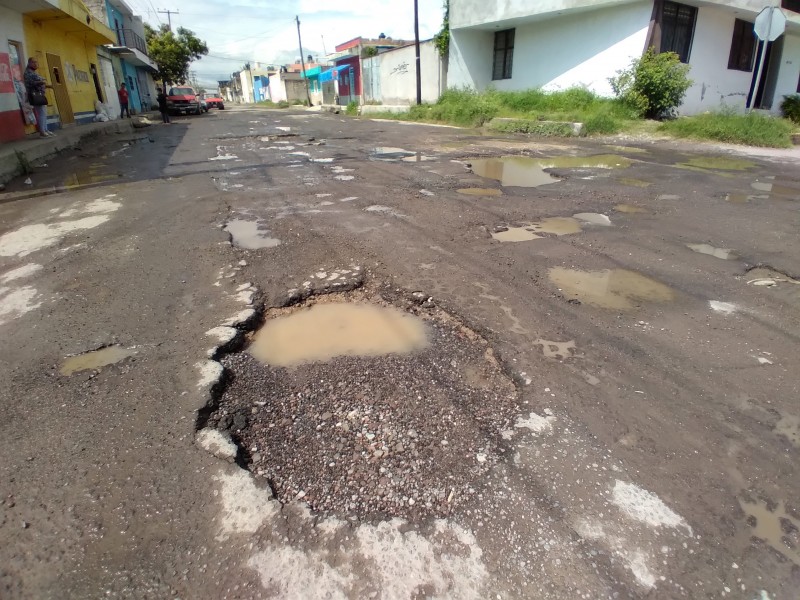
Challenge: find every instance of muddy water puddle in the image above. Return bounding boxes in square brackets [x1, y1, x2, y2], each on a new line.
[687, 243, 735, 260]
[491, 226, 542, 242]
[618, 177, 651, 188]
[60, 345, 136, 375]
[549, 267, 675, 309]
[370, 147, 435, 162]
[249, 303, 429, 367]
[470, 154, 631, 188]
[739, 498, 800, 566]
[224, 219, 280, 249]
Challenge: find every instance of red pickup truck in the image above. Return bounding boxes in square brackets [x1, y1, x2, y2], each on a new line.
[166, 86, 202, 115]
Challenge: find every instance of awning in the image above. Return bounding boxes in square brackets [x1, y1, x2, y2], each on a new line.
[26, 0, 116, 46]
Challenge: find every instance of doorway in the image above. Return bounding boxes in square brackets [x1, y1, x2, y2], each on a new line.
[749, 35, 785, 109]
[90, 63, 103, 102]
[45, 52, 74, 125]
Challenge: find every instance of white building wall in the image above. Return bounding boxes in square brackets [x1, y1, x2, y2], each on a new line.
[0, 6, 25, 54]
[449, 1, 651, 97]
[771, 33, 800, 114]
[681, 6, 756, 114]
[239, 70, 254, 103]
[377, 41, 445, 105]
[268, 73, 287, 103]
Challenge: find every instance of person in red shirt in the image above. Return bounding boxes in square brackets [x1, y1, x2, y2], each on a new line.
[118, 83, 130, 118]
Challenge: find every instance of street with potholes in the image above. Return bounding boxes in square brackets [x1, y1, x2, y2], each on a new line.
[0, 106, 798, 599]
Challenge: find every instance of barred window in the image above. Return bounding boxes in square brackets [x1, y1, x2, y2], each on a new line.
[728, 19, 756, 71]
[661, 1, 697, 63]
[492, 29, 514, 80]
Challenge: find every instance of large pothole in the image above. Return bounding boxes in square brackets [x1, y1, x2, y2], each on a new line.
[205, 285, 520, 521]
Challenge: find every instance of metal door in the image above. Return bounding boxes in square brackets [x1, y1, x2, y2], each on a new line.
[45, 53, 74, 125]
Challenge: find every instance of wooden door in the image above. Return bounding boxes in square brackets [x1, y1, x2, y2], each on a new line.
[45, 53, 74, 125]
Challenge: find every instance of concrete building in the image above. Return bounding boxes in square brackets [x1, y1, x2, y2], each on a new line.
[101, 0, 158, 113]
[362, 39, 447, 106]
[4, 0, 117, 137]
[329, 35, 412, 105]
[448, 0, 800, 114]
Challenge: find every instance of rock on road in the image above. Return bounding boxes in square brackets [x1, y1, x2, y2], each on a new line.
[0, 106, 798, 599]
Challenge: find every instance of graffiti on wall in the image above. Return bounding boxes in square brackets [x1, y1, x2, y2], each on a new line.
[390, 62, 409, 76]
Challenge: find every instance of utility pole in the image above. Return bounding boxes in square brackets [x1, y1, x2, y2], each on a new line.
[296, 15, 313, 106]
[414, 0, 422, 105]
[321, 34, 327, 56]
[157, 9, 178, 30]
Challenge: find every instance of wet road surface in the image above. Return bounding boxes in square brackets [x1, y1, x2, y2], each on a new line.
[1, 106, 799, 599]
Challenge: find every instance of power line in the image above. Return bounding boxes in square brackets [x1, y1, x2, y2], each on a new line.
[157, 8, 178, 30]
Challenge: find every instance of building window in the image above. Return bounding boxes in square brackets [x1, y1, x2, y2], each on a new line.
[492, 29, 514, 80]
[728, 19, 756, 71]
[661, 1, 697, 63]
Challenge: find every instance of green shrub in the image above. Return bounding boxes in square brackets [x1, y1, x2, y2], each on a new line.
[659, 112, 793, 148]
[346, 101, 359, 116]
[610, 49, 693, 119]
[583, 112, 623, 135]
[780, 94, 800, 124]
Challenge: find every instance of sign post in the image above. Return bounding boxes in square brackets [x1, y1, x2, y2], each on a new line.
[748, 4, 787, 110]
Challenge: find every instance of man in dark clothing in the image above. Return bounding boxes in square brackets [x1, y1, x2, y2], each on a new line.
[24, 57, 54, 137]
[118, 83, 130, 118]
[156, 87, 170, 123]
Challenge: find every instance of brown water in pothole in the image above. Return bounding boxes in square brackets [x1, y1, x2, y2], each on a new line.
[491, 227, 543, 242]
[739, 498, 800, 566]
[470, 155, 631, 188]
[687, 243, 735, 260]
[249, 303, 429, 367]
[224, 219, 280, 249]
[457, 188, 503, 196]
[530, 217, 583, 236]
[751, 180, 800, 200]
[549, 267, 675, 309]
[60, 346, 136, 375]
[614, 204, 646, 213]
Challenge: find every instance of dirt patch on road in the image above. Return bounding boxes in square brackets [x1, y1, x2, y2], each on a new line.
[204, 285, 520, 522]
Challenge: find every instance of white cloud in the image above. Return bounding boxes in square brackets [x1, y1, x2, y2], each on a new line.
[137, 0, 446, 88]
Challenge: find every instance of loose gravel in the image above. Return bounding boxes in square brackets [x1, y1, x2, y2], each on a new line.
[207, 291, 520, 521]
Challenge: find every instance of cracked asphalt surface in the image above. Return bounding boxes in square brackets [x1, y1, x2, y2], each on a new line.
[1, 106, 799, 599]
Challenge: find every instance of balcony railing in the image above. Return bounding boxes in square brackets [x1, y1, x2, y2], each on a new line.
[115, 28, 148, 56]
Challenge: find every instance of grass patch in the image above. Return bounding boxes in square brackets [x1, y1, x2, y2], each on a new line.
[256, 100, 291, 109]
[359, 88, 637, 135]
[659, 112, 794, 148]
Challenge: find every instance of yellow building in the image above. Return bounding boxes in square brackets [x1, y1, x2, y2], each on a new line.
[21, 0, 115, 131]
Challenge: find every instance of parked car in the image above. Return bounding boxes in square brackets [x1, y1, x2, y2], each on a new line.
[205, 95, 225, 110]
[166, 86, 202, 115]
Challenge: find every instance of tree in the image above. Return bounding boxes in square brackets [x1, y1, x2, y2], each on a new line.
[145, 24, 209, 85]
[433, 0, 450, 57]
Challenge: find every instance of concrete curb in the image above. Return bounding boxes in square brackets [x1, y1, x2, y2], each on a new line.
[0, 115, 159, 186]
[488, 117, 585, 137]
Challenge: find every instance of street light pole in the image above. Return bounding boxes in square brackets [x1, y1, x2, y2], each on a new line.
[296, 15, 313, 106]
[414, 0, 421, 105]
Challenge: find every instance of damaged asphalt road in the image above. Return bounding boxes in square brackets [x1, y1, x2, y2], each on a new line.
[1, 106, 799, 599]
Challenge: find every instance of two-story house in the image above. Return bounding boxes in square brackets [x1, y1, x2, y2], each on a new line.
[448, 0, 800, 115]
[103, 0, 158, 113]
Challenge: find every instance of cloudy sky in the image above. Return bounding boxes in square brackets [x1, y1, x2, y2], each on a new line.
[125, 0, 446, 89]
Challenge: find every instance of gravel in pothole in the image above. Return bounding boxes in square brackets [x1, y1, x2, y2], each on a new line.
[208, 297, 520, 521]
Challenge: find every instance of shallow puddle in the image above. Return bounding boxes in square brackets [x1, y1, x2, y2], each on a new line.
[470, 154, 631, 188]
[457, 188, 503, 196]
[530, 217, 583, 236]
[687, 243, 735, 260]
[224, 219, 280, 249]
[549, 267, 675, 309]
[614, 204, 646, 213]
[618, 177, 651, 188]
[401, 153, 436, 162]
[492, 226, 542, 242]
[739, 498, 800, 566]
[746, 267, 800, 287]
[470, 156, 561, 187]
[249, 303, 429, 367]
[371, 147, 417, 161]
[681, 157, 756, 171]
[60, 346, 136, 375]
[751, 180, 800, 200]
[573, 213, 612, 226]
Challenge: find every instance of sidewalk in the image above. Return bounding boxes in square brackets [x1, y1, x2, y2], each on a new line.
[0, 113, 159, 186]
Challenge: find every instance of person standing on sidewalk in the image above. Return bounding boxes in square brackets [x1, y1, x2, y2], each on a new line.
[118, 83, 130, 118]
[156, 87, 170, 124]
[24, 58, 54, 138]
